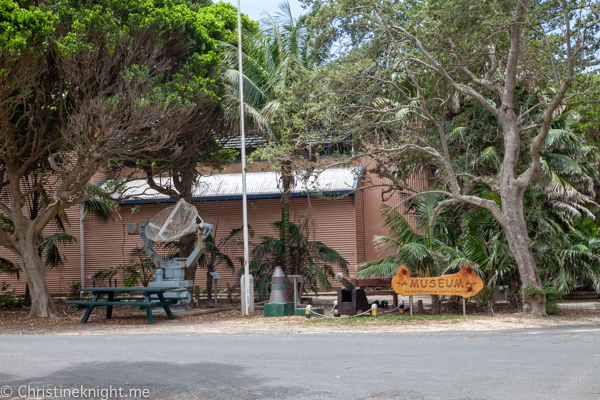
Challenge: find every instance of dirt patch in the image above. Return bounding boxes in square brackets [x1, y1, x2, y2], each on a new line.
[1, 301, 599, 335]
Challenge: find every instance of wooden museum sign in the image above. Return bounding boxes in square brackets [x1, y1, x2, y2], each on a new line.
[391, 265, 484, 298]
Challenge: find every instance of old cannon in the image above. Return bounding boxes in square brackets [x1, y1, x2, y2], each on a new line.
[334, 273, 370, 317]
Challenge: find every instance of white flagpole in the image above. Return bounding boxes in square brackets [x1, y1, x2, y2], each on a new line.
[237, 0, 252, 316]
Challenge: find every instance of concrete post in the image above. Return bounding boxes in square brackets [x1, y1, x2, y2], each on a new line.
[417, 300, 423, 313]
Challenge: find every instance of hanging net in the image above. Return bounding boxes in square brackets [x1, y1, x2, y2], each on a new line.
[145, 199, 199, 242]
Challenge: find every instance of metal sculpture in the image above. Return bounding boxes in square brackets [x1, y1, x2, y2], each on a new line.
[128, 199, 213, 311]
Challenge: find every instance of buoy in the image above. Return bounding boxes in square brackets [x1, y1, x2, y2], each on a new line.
[371, 303, 378, 317]
[305, 304, 312, 319]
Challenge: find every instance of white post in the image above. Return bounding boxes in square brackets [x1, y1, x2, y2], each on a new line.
[237, 0, 253, 316]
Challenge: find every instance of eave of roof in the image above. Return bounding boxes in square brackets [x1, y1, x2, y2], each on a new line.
[118, 167, 362, 205]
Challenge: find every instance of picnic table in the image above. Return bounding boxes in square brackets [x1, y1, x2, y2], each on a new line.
[66, 286, 183, 324]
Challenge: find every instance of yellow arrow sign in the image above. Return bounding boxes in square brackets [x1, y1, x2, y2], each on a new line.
[391, 265, 484, 298]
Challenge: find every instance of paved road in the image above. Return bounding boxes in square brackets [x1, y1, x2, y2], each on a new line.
[1, 326, 599, 400]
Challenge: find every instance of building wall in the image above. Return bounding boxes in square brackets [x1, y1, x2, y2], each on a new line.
[361, 170, 431, 261]
[0, 195, 358, 295]
[0, 167, 431, 295]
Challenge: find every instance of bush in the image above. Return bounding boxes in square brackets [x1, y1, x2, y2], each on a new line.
[543, 282, 563, 315]
[0, 295, 22, 308]
[66, 281, 83, 300]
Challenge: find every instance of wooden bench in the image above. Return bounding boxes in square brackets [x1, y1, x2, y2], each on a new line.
[66, 286, 183, 324]
[349, 278, 399, 308]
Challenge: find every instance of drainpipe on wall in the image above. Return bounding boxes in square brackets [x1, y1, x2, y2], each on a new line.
[80, 204, 88, 291]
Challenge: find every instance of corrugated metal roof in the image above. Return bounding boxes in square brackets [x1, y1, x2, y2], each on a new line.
[119, 167, 362, 204]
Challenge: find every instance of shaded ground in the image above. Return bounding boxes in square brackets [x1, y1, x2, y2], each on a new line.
[0, 300, 599, 336]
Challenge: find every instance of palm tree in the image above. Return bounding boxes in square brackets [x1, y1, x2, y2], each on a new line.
[357, 194, 456, 314]
[218, 1, 326, 293]
[248, 219, 348, 301]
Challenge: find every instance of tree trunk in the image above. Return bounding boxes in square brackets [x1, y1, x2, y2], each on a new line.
[206, 264, 214, 301]
[487, 298, 495, 316]
[501, 195, 546, 316]
[281, 168, 294, 301]
[181, 233, 197, 282]
[430, 295, 440, 314]
[17, 238, 57, 318]
[179, 184, 197, 284]
[23, 284, 31, 307]
[592, 275, 600, 296]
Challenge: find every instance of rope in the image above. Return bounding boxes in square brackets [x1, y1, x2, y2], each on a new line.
[308, 304, 403, 319]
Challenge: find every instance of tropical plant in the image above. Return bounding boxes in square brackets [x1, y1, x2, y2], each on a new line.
[121, 248, 158, 288]
[357, 194, 458, 314]
[197, 226, 248, 301]
[247, 219, 348, 301]
[219, 1, 328, 292]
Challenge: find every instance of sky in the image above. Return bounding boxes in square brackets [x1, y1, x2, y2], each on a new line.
[221, 0, 305, 23]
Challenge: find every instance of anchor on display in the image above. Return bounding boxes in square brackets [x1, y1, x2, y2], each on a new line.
[128, 199, 213, 312]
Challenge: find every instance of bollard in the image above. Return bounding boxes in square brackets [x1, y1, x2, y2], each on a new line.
[305, 304, 312, 319]
[371, 303, 378, 317]
[269, 266, 288, 303]
[417, 299, 424, 313]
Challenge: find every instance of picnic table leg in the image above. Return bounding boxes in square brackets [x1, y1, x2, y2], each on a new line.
[392, 293, 398, 308]
[144, 294, 154, 325]
[106, 292, 114, 320]
[157, 292, 175, 320]
[81, 293, 100, 323]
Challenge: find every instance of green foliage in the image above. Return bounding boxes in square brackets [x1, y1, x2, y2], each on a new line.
[218, 0, 325, 160]
[95, 247, 157, 287]
[0, 256, 19, 279]
[521, 284, 544, 299]
[93, 266, 120, 286]
[122, 256, 157, 287]
[0, 294, 21, 307]
[248, 219, 348, 300]
[0, 0, 57, 53]
[65, 280, 83, 300]
[542, 282, 563, 315]
[39, 232, 77, 269]
[357, 194, 450, 280]
[0, 281, 20, 307]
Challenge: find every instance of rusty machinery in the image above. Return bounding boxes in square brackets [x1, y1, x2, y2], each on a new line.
[334, 273, 370, 317]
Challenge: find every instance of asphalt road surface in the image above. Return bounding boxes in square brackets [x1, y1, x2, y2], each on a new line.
[1, 326, 599, 400]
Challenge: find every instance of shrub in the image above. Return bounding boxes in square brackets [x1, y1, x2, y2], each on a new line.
[0, 295, 22, 308]
[543, 282, 563, 315]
